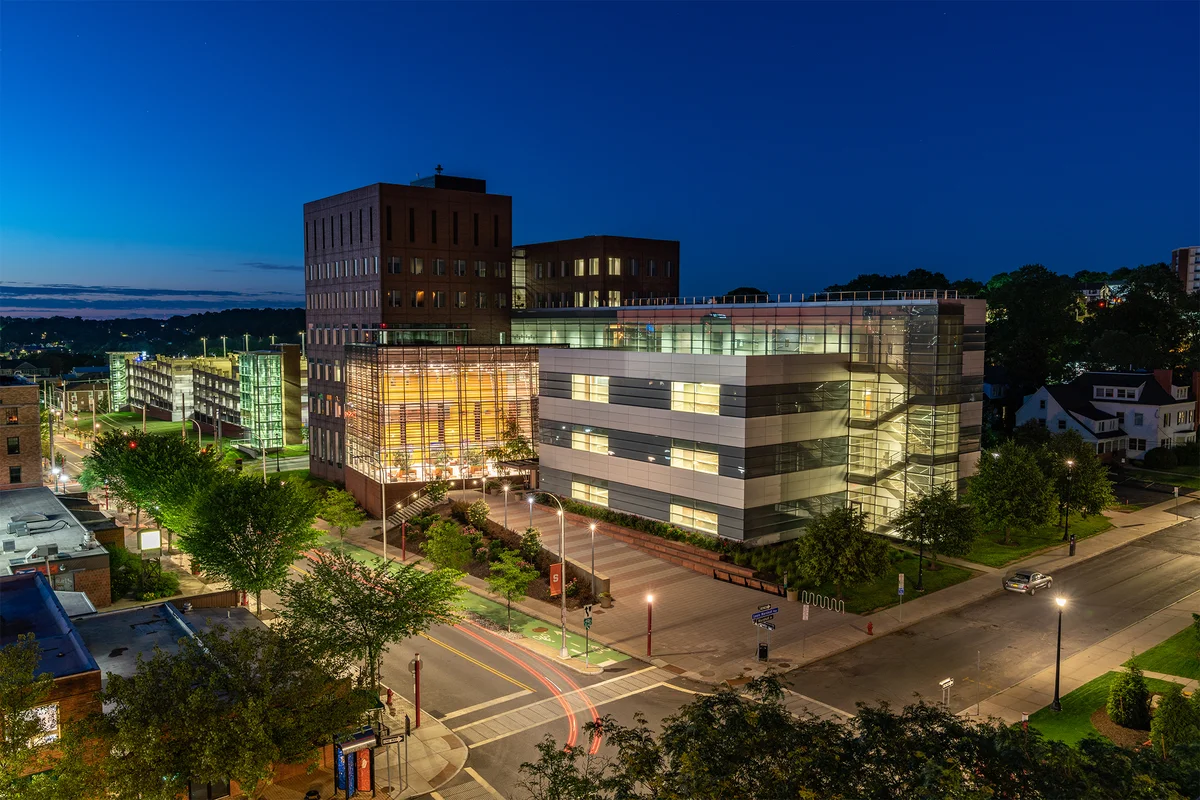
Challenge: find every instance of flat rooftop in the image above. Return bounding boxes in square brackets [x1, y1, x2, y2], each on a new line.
[0, 487, 107, 576]
[76, 604, 265, 685]
[0, 572, 99, 678]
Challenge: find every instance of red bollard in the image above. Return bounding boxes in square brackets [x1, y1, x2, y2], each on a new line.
[866, 622, 873, 636]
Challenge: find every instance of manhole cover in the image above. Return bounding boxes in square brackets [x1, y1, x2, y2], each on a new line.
[532, 626, 548, 633]
[778, 663, 791, 669]
[700, 670, 716, 676]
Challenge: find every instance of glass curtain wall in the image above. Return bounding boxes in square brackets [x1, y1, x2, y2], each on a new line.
[239, 353, 284, 450]
[345, 346, 539, 484]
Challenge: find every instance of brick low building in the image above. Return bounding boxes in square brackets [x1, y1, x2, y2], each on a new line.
[0, 375, 41, 491]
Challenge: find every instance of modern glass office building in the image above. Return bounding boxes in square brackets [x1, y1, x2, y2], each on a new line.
[516, 292, 984, 543]
[342, 345, 540, 507]
[106, 352, 140, 411]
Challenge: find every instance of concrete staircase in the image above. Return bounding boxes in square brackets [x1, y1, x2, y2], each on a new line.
[388, 494, 435, 527]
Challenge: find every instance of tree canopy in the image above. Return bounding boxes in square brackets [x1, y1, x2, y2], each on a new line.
[319, 488, 366, 539]
[891, 485, 980, 567]
[796, 506, 890, 599]
[967, 440, 1055, 544]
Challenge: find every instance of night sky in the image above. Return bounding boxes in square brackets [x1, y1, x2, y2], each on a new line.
[1, 1, 1196, 317]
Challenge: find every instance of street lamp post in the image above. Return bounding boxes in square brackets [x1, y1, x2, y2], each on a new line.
[503, 484, 510, 531]
[527, 494, 534, 531]
[1051, 597, 1066, 711]
[200, 336, 208, 358]
[646, 594, 654, 658]
[220, 335, 228, 357]
[1062, 459, 1074, 542]
[536, 492, 570, 659]
[590, 523, 597, 597]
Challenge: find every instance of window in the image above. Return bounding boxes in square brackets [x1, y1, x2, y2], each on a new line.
[411, 257, 424, 275]
[494, 214, 500, 246]
[1117, 412, 1125, 426]
[535, 262, 544, 279]
[571, 430, 609, 454]
[408, 208, 415, 242]
[571, 480, 609, 507]
[410, 290, 425, 308]
[666, 260, 673, 277]
[8, 466, 20, 484]
[574, 258, 586, 277]
[1134, 412, 1144, 426]
[607, 290, 621, 307]
[475, 260, 487, 277]
[455, 291, 468, 308]
[630, 258, 639, 276]
[496, 261, 508, 278]
[1129, 438, 1147, 451]
[670, 441, 718, 474]
[670, 503, 718, 535]
[188, 779, 232, 800]
[388, 290, 403, 307]
[430, 210, 437, 243]
[3, 408, 16, 424]
[432, 291, 446, 308]
[386, 206, 393, 240]
[588, 257, 600, 276]
[571, 375, 610, 403]
[1057, 419, 1066, 430]
[671, 382, 720, 415]
[607, 256, 621, 276]
[495, 292, 508, 308]
[473, 212, 479, 246]
[453, 211, 459, 245]
[574, 291, 585, 308]
[453, 260, 466, 277]
[588, 290, 600, 307]
[433, 259, 447, 276]
[649, 259, 657, 276]
[475, 292, 488, 309]
[1039, 399, 1046, 410]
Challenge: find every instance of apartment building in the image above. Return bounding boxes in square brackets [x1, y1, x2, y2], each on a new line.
[1171, 246, 1200, 294]
[1015, 370, 1198, 460]
[1, 376, 41, 490]
[303, 172, 513, 483]
[519, 235, 680, 309]
[517, 292, 985, 542]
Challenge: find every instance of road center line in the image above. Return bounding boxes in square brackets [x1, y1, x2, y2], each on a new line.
[440, 689, 535, 722]
[419, 632, 536, 693]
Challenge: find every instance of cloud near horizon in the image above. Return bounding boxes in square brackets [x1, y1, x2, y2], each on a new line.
[0, 281, 303, 319]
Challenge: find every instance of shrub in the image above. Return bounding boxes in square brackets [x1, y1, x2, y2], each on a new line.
[424, 520, 471, 571]
[425, 479, 450, 504]
[467, 499, 492, 530]
[565, 577, 580, 598]
[543, 494, 736, 555]
[519, 528, 542, 563]
[1150, 684, 1199, 758]
[109, 547, 143, 601]
[1142, 447, 1179, 470]
[487, 538, 508, 563]
[1107, 660, 1152, 729]
[1174, 442, 1200, 467]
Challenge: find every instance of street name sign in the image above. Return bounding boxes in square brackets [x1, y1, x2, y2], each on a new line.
[583, 616, 593, 630]
[758, 603, 773, 611]
[751, 607, 779, 621]
[755, 621, 776, 631]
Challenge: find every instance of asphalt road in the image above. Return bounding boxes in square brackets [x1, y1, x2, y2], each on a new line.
[786, 509, 1200, 717]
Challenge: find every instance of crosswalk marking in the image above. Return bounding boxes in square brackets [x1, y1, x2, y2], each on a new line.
[440, 689, 535, 722]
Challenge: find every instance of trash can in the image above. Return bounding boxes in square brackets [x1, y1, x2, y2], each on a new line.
[758, 642, 769, 661]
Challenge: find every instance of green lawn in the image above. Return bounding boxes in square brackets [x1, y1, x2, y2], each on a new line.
[1129, 626, 1200, 680]
[278, 443, 310, 457]
[1028, 670, 1182, 746]
[804, 551, 976, 615]
[89, 411, 218, 444]
[1125, 467, 1200, 491]
[963, 513, 1113, 569]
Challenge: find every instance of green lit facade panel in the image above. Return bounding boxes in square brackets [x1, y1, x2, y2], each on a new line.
[239, 353, 285, 450]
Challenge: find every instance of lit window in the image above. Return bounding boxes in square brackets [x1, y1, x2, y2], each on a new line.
[411, 257, 424, 275]
[571, 430, 609, 454]
[455, 291, 468, 308]
[589, 290, 600, 307]
[574, 258, 586, 277]
[573, 291, 585, 308]
[670, 503, 718, 535]
[571, 375, 609, 403]
[571, 481, 609, 507]
[588, 257, 600, 276]
[671, 382, 720, 415]
[670, 441, 718, 474]
[475, 292, 488, 309]
[607, 290, 621, 307]
[607, 257, 621, 276]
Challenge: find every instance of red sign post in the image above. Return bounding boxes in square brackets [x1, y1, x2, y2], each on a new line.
[549, 563, 563, 597]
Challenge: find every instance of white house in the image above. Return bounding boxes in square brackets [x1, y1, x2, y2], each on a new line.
[1015, 370, 1197, 460]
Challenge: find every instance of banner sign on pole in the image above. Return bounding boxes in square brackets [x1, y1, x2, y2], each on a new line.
[549, 563, 563, 597]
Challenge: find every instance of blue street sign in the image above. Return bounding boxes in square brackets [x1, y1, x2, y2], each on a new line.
[752, 607, 780, 621]
[898, 587, 905, 596]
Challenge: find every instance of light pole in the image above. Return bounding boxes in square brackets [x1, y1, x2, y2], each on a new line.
[380, 458, 389, 564]
[1051, 597, 1066, 711]
[1061, 459, 1075, 542]
[590, 522, 597, 597]
[527, 494, 534, 531]
[51, 466, 62, 493]
[200, 336, 208, 358]
[298, 331, 306, 358]
[503, 484, 510, 531]
[646, 594, 654, 658]
[537, 492, 569, 659]
[243, 333, 250, 351]
[220, 335, 228, 357]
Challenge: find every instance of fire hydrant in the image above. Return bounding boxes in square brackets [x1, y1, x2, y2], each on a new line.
[386, 688, 394, 706]
[866, 622, 874, 636]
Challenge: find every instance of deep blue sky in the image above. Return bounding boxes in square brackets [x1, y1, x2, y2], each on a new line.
[1, 1, 1196, 317]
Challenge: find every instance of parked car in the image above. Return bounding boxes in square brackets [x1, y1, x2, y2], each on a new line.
[1003, 570, 1053, 595]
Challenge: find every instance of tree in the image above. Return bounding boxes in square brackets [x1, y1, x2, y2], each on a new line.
[278, 547, 463, 689]
[1107, 659, 1151, 730]
[319, 488, 366, 539]
[486, 550, 539, 630]
[891, 485, 979, 569]
[178, 474, 320, 613]
[1012, 419, 1052, 450]
[0, 635, 55, 788]
[100, 625, 374, 800]
[425, 478, 450, 503]
[1151, 685, 1198, 759]
[423, 519, 473, 572]
[796, 506, 890, 599]
[1041, 430, 1115, 537]
[467, 498, 491, 530]
[520, 527, 543, 563]
[966, 440, 1055, 545]
[984, 264, 1083, 392]
[1084, 264, 1200, 371]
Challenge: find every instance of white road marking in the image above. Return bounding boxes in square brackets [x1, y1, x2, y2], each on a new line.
[439, 689, 534, 722]
[464, 767, 507, 800]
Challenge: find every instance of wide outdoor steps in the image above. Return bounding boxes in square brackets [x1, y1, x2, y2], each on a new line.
[389, 495, 435, 526]
[549, 506, 758, 581]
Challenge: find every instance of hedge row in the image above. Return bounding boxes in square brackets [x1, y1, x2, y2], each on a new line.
[538, 493, 740, 557]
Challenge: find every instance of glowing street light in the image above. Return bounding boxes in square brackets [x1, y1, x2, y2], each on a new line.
[1052, 597, 1067, 712]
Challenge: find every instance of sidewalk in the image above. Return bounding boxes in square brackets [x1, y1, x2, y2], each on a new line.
[971, 588, 1200, 724]
[375, 692, 468, 799]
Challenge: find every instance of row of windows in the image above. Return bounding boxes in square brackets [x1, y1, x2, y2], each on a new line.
[307, 258, 380, 281]
[534, 290, 666, 308]
[385, 207, 502, 248]
[308, 290, 381, 311]
[670, 502, 718, 535]
[568, 376, 721, 416]
[534, 258, 674, 279]
[386, 257, 509, 278]
[387, 290, 508, 309]
[307, 209, 374, 253]
[571, 375, 609, 403]
[571, 480, 609, 506]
